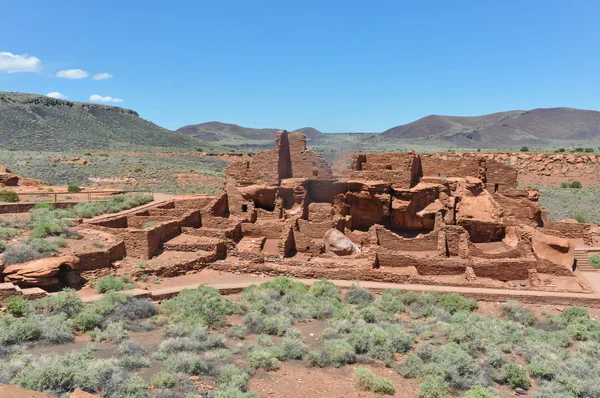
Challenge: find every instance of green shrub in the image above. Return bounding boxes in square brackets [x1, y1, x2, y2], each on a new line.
[248, 349, 279, 371]
[495, 363, 530, 390]
[119, 354, 150, 370]
[273, 336, 308, 360]
[0, 241, 5, 253]
[560, 182, 569, 188]
[4, 297, 31, 317]
[162, 285, 235, 328]
[437, 293, 478, 314]
[570, 181, 582, 188]
[33, 288, 83, 318]
[1, 242, 46, 265]
[589, 254, 600, 269]
[159, 327, 226, 354]
[501, 301, 535, 326]
[11, 349, 101, 395]
[29, 208, 77, 238]
[353, 367, 395, 395]
[214, 389, 260, 398]
[429, 343, 488, 390]
[397, 353, 425, 378]
[374, 288, 405, 314]
[261, 276, 307, 295]
[243, 312, 292, 336]
[218, 364, 251, 390]
[73, 194, 153, 218]
[308, 280, 340, 300]
[95, 275, 136, 293]
[90, 322, 127, 343]
[460, 386, 500, 398]
[520, 146, 529, 152]
[151, 371, 176, 388]
[0, 227, 15, 239]
[344, 283, 375, 306]
[0, 190, 19, 203]
[573, 214, 587, 223]
[307, 339, 356, 368]
[71, 292, 131, 331]
[417, 376, 450, 398]
[142, 221, 157, 229]
[164, 352, 209, 375]
[67, 184, 81, 193]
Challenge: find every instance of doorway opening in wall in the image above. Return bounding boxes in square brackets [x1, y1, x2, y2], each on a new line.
[241, 204, 248, 212]
[494, 184, 499, 192]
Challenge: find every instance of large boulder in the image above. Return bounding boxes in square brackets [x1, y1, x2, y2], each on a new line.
[2, 256, 80, 287]
[531, 230, 574, 269]
[323, 228, 357, 256]
[0, 173, 19, 186]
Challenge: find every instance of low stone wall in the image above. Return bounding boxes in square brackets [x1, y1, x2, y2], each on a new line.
[75, 241, 126, 271]
[376, 227, 439, 252]
[242, 221, 285, 239]
[376, 248, 466, 275]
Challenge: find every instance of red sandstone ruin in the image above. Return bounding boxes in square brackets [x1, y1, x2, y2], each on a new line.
[2, 131, 600, 297]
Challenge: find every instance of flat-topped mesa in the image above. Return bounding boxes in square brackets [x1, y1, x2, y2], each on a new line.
[225, 130, 333, 185]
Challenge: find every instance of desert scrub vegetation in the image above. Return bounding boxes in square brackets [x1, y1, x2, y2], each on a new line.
[1, 237, 67, 265]
[73, 193, 153, 218]
[94, 274, 137, 293]
[535, 185, 600, 223]
[354, 367, 395, 395]
[590, 254, 600, 269]
[0, 189, 19, 203]
[2, 279, 600, 397]
[0, 149, 229, 194]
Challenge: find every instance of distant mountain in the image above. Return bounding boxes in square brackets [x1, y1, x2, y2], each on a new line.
[0, 92, 201, 151]
[177, 122, 322, 141]
[293, 127, 323, 138]
[382, 108, 600, 147]
[177, 121, 280, 141]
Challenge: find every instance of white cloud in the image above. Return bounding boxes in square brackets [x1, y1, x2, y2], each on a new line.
[56, 69, 89, 79]
[92, 72, 113, 80]
[89, 94, 124, 103]
[0, 52, 42, 73]
[46, 92, 67, 99]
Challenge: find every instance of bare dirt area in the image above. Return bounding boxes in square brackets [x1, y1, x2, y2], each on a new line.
[249, 362, 420, 398]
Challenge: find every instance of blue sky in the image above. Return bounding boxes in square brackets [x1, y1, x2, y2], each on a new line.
[1, 0, 599, 132]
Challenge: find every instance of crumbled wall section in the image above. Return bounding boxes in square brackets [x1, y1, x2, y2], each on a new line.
[287, 132, 333, 179]
[225, 131, 332, 185]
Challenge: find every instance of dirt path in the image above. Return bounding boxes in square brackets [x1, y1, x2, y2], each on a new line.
[76, 269, 600, 307]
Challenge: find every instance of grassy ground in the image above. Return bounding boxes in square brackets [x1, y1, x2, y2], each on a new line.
[0, 151, 229, 195]
[1, 277, 599, 398]
[535, 186, 600, 223]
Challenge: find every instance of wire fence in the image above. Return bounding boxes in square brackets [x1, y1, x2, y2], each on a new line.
[9, 189, 154, 204]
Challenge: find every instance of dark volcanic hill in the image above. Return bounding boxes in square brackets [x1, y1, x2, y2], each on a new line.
[382, 108, 600, 147]
[0, 92, 201, 151]
[177, 121, 280, 141]
[177, 122, 322, 141]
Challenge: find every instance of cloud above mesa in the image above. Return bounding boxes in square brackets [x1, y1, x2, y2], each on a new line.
[89, 94, 124, 103]
[0, 52, 42, 73]
[46, 92, 67, 99]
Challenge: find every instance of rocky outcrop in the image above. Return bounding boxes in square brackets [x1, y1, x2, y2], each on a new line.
[531, 230, 574, 269]
[2, 256, 80, 287]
